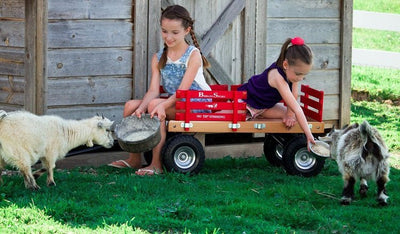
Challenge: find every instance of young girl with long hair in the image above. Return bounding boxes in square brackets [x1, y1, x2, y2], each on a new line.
[108, 5, 210, 175]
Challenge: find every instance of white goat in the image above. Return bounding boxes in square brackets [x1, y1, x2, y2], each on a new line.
[0, 110, 114, 190]
[319, 121, 390, 205]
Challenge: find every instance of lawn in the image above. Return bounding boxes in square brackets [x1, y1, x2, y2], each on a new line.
[1, 157, 400, 233]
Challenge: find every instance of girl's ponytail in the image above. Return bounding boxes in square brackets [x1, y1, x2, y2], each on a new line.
[189, 29, 210, 68]
[276, 37, 313, 69]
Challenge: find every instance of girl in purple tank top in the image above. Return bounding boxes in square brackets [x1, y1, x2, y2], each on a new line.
[238, 37, 316, 149]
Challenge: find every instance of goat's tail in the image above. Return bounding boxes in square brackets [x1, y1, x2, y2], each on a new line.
[360, 120, 373, 137]
[360, 120, 388, 159]
[0, 110, 7, 120]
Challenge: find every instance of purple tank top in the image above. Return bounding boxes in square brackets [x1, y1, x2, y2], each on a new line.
[238, 62, 292, 109]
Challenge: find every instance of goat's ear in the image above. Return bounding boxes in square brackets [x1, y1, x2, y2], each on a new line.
[318, 136, 332, 143]
[86, 139, 94, 147]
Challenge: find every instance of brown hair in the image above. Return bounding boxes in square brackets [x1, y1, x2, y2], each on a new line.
[276, 38, 313, 69]
[158, 5, 210, 70]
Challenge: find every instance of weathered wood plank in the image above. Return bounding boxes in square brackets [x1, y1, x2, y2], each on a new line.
[47, 49, 132, 77]
[322, 95, 339, 120]
[201, 0, 245, 56]
[47, 77, 132, 106]
[24, 0, 48, 114]
[267, 0, 340, 18]
[0, 21, 24, 47]
[267, 45, 340, 70]
[48, 20, 133, 48]
[0, 48, 24, 76]
[0, 75, 24, 105]
[242, 0, 256, 81]
[302, 70, 340, 95]
[340, 0, 353, 127]
[47, 105, 125, 121]
[133, 0, 149, 99]
[255, 0, 268, 75]
[0, 0, 25, 19]
[168, 120, 325, 133]
[48, 0, 132, 19]
[266, 19, 341, 44]
[206, 56, 233, 85]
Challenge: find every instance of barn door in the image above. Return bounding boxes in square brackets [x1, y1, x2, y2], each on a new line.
[160, 0, 252, 85]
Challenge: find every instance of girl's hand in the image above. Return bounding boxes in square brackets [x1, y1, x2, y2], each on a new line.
[306, 134, 316, 151]
[133, 107, 146, 118]
[283, 113, 297, 128]
[150, 103, 166, 121]
[283, 116, 297, 128]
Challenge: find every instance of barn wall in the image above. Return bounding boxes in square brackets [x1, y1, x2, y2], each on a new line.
[154, 0, 351, 125]
[0, 0, 351, 126]
[45, 0, 133, 120]
[0, 0, 25, 111]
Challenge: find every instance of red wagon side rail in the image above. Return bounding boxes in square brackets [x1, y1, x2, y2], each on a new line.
[167, 84, 325, 134]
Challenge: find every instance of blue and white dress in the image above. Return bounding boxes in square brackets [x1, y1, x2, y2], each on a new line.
[157, 45, 211, 95]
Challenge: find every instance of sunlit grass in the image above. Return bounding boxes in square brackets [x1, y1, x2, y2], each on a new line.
[0, 157, 399, 233]
[354, 0, 400, 14]
[353, 29, 400, 53]
[351, 65, 400, 100]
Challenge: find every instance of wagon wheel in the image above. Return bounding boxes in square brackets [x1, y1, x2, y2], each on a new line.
[162, 134, 205, 174]
[282, 135, 325, 177]
[263, 134, 290, 167]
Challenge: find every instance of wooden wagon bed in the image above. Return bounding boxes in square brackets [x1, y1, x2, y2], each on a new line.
[167, 84, 325, 134]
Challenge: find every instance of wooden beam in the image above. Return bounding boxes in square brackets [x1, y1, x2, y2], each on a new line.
[168, 120, 325, 134]
[25, 0, 48, 115]
[201, 0, 246, 56]
[340, 0, 353, 127]
[133, 0, 149, 99]
[206, 56, 233, 85]
[242, 0, 256, 82]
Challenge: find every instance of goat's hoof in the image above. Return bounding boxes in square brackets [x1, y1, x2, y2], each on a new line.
[340, 197, 352, 205]
[359, 185, 368, 198]
[377, 198, 388, 206]
[47, 182, 56, 187]
[27, 185, 41, 190]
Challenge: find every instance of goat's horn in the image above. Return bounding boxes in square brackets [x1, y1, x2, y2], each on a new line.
[102, 114, 105, 119]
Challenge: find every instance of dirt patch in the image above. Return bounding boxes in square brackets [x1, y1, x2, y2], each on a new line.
[351, 90, 400, 106]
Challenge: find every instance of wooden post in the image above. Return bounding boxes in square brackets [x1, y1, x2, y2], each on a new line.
[133, 0, 149, 99]
[25, 0, 47, 115]
[340, 0, 353, 127]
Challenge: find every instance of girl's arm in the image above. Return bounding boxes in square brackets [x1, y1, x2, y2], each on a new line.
[133, 54, 161, 117]
[269, 71, 315, 148]
[283, 82, 298, 127]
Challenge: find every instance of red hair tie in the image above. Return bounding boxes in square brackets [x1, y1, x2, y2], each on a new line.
[291, 37, 304, 46]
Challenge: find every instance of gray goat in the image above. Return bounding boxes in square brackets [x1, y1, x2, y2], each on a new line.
[319, 121, 390, 205]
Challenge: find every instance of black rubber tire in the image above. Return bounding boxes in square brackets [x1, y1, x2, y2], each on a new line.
[162, 134, 205, 174]
[263, 134, 289, 167]
[282, 135, 325, 177]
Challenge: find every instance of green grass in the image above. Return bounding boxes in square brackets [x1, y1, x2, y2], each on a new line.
[353, 28, 400, 52]
[352, 65, 400, 100]
[1, 157, 400, 233]
[354, 0, 400, 14]
[351, 101, 400, 152]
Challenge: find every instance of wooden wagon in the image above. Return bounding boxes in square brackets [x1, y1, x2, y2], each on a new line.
[154, 84, 326, 176]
